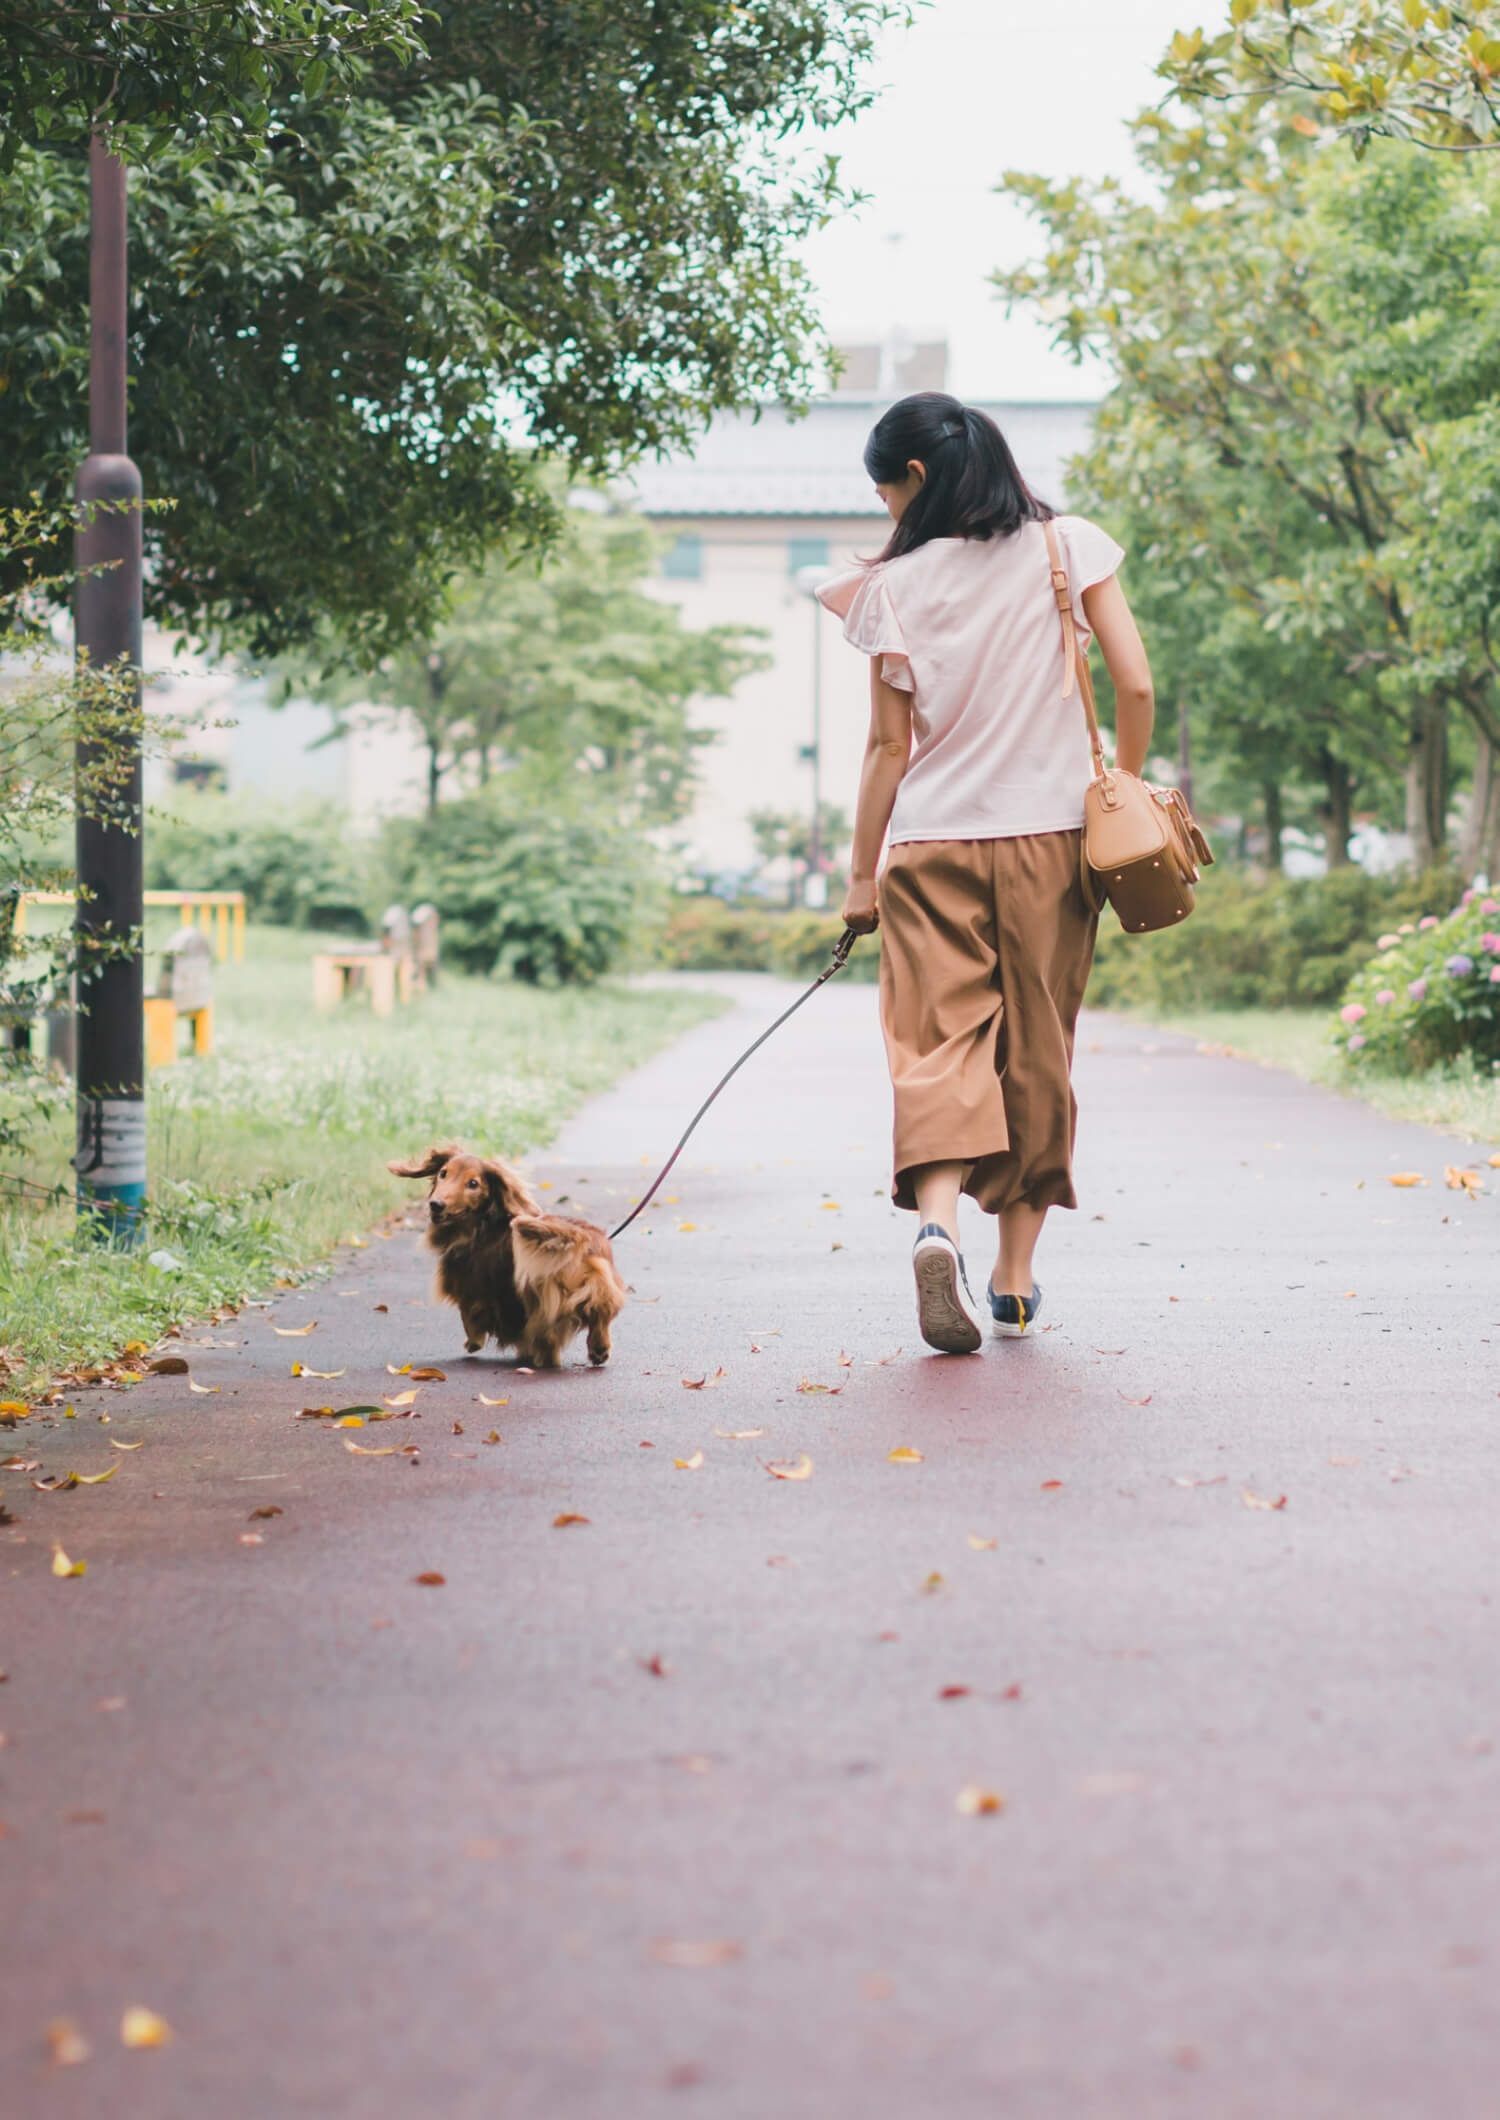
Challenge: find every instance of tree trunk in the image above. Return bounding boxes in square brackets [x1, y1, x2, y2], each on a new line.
[1176, 692, 1194, 814]
[1459, 733, 1498, 882]
[1318, 751, 1352, 869]
[1404, 698, 1450, 870]
[426, 740, 442, 815]
[1263, 780, 1284, 871]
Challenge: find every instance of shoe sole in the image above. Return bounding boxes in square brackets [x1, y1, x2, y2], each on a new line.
[990, 1317, 1030, 1340]
[913, 1248, 982, 1355]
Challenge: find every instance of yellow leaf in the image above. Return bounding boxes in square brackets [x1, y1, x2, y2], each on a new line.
[922, 1572, 946, 1594]
[477, 1394, 509, 1407]
[109, 1438, 145, 1451]
[122, 1341, 149, 1356]
[676, 1222, 698, 1232]
[386, 1363, 412, 1376]
[887, 1447, 924, 1464]
[967, 1535, 997, 1551]
[797, 1379, 842, 1396]
[1488, 1153, 1500, 1168]
[766, 1454, 813, 1481]
[1387, 1173, 1427, 1187]
[674, 1450, 705, 1470]
[0, 1402, 30, 1417]
[955, 1785, 1004, 1817]
[292, 1363, 345, 1379]
[273, 1322, 318, 1337]
[713, 1427, 765, 1440]
[51, 1545, 86, 1578]
[409, 1366, 447, 1382]
[120, 2007, 171, 2049]
[187, 1379, 219, 1395]
[553, 1513, 590, 1527]
[484, 1430, 501, 1444]
[383, 1390, 418, 1407]
[333, 1415, 364, 1428]
[72, 1464, 118, 1485]
[344, 1440, 398, 1456]
[1445, 1165, 1484, 1195]
[821, 1201, 841, 1211]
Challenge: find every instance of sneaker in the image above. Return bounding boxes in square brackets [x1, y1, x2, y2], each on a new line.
[912, 1223, 983, 1354]
[989, 1283, 1043, 1339]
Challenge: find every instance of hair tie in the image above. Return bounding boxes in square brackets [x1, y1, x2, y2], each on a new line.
[940, 421, 964, 441]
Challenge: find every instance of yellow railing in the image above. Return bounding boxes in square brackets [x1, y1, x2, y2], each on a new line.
[14, 889, 247, 962]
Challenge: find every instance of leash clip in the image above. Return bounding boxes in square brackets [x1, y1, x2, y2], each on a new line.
[829, 925, 859, 974]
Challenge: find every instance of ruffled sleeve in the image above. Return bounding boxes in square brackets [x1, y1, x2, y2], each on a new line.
[1058, 515, 1125, 593]
[816, 565, 914, 692]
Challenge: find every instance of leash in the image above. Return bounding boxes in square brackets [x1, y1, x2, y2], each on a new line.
[609, 926, 862, 1242]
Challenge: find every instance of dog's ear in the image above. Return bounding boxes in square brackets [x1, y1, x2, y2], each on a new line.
[387, 1144, 460, 1180]
[483, 1162, 539, 1222]
[510, 1214, 571, 1250]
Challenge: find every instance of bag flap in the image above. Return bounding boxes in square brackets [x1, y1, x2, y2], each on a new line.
[1084, 773, 1169, 868]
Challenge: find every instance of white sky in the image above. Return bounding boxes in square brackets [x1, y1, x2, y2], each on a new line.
[798, 0, 1210, 400]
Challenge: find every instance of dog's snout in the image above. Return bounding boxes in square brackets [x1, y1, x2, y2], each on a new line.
[428, 1198, 444, 1220]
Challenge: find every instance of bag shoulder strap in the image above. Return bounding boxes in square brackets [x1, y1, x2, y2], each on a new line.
[1043, 519, 1107, 781]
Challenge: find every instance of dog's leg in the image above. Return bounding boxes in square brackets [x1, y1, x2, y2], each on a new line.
[459, 1307, 485, 1354]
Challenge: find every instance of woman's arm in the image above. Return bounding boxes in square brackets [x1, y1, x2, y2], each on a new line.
[840, 662, 913, 932]
[1081, 574, 1154, 777]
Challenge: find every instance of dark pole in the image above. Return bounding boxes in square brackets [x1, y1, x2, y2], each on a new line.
[1177, 688, 1194, 814]
[74, 135, 145, 1239]
[808, 592, 823, 903]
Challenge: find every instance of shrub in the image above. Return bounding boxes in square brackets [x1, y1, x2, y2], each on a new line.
[1086, 864, 1464, 1014]
[383, 784, 661, 985]
[1332, 890, 1500, 1073]
[661, 899, 779, 971]
[768, 910, 881, 984]
[146, 793, 372, 932]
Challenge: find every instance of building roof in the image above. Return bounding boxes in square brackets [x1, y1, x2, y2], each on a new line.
[626, 398, 1098, 520]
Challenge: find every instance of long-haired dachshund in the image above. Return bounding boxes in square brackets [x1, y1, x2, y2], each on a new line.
[387, 1144, 625, 1368]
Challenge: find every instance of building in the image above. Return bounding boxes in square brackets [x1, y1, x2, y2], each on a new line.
[629, 378, 1097, 883]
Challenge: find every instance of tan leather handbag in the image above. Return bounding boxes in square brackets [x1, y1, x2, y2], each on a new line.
[1043, 520, 1213, 933]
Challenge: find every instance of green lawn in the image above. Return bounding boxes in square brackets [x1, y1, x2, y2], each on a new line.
[1141, 1007, 1500, 1142]
[0, 923, 727, 1391]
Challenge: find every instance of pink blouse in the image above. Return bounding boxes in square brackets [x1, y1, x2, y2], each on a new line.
[817, 515, 1124, 844]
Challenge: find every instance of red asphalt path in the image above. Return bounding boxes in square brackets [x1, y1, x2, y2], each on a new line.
[3, 974, 1499, 2118]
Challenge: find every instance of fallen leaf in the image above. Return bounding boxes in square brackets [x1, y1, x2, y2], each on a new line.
[1241, 1488, 1287, 1511]
[1327, 1454, 1361, 1467]
[673, 1450, 705, 1471]
[1, 1456, 40, 1471]
[1170, 1474, 1227, 1488]
[713, 1427, 765, 1440]
[938, 1685, 971, 1700]
[72, 1465, 118, 1486]
[821, 1201, 841, 1211]
[887, 1446, 924, 1464]
[413, 1571, 445, 1586]
[1118, 1392, 1154, 1406]
[1040, 1479, 1064, 1491]
[748, 1342, 762, 1354]
[1388, 1173, 1427, 1188]
[966, 1534, 997, 1551]
[120, 2008, 171, 2049]
[553, 1513, 590, 1527]
[867, 1348, 904, 1367]
[765, 1454, 813, 1480]
[333, 1415, 364, 1429]
[248, 1505, 282, 1520]
[409, 1367, 447, 1382]
[297, 1403, 381, 1420]
[681, 1368, 727, 1390]
[344, 1441, 399, 1456]
[1446, 1165, 1485, 1196]
[797, 1379, 842, 1395]
[676, 1222, 698, 1232]
[483, 1430, 501, 1444]
[239, 1532, 264, 1545]
[640, 1654, 671, 1677]
[838, 1351, 854, 1367]
[477, 1395, 509, 1407]
[921, 1571, 946, 1594]
[0, 1402, 30, 1420]
[650, 1939, 740, 1968]
[955, 1785, 1004, 1817]
[452, 1420, 464, 1435]
[50, 1546, 85, 1577]
[108, 1438, 145, 1452]
[292, 1363, 345, 1380]
[383, 1390, 419, 1407]
[146, 1357, 189, 1375]
[45, 2017, 90, 2066]
[373, 1304, 388, 1313]
[386, 1363, 412, 1376]
[272, 1322, 318, 1337]
[187, 1379, 219, 1395]
[34, 1473, 79, 1492]
[1489, 1154, 1500, 1169]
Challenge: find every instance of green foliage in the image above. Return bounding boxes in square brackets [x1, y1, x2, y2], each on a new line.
[144, 794, 373, 933]
[382, 783, 662, 986]
[1333, 889, 1500, 1072]
[660, 901, 881, 983]
[1, 4, 903, 662]
[1086, 865, 1463, 1014]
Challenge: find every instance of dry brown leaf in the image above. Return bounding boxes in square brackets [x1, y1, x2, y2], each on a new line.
[887, 1446, 924, 1464]
[640, 1653, 671, 1677]
[483, 1430, 501, 1445]
[955, 1785, 1004, 1817]
[1241, 1488, 1287, 1511]
[248, 1505, 282, 1521]
[108, 1438, 144, 1452]
[45, 2016, 90, 2066]
[650, 1939, 741, 1968]
[553, 1513, 590, 1527]
[272, 1322, 318, 1337]
[1040, 1479, 1064, 1491]
[681, 1369, 727, 1390]
[838, 1351, 854, 1367]
[373, 1304, 388, 1313]
[413, 1571, 445, 1586]
[187, 1379, 219, 1395]
[409, 1367, 447, 1382]
[383, 1390, 419, 1407]
[477, 1394, 509, 1407]
[765, 1454, 813, 1481]
[146, 1356, 189, 1375]
[713, 1427, 765, 1440]
[673, 1450, 705, 1471]
[938, 1685, 971, 1700]
[748, 1342, 763, 1354]
[34, 1473, 79, 1491]
[796, 1379, 842, 1396]
[921, 1571, 946, 1594]
[1388, 1172, 1427, 1188]
[120, 2008, 171, 2049]
[966, 1534, 997, 1551]
[452, 1420, 464, 1435]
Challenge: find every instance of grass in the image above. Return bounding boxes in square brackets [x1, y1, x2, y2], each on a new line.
[0, 921, 727, 1392]
[1141, 1006, 1500, 1142]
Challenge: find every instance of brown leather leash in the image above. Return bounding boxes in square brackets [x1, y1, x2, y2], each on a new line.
[609, 926, 863, 1242]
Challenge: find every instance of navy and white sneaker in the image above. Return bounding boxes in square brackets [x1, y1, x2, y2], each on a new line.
[989, 1283, 1043, 1339]
[912, 1223, 983, 1354]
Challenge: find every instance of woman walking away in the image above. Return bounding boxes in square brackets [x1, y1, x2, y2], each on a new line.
[817, 393, 1154, 1354]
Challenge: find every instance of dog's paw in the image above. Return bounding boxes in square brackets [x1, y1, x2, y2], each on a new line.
[464, 1338, 482, 1353]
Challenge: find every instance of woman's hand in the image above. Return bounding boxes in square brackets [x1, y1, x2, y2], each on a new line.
[841, 877, 879, 934]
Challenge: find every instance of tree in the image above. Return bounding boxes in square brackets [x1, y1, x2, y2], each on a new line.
[749, 803, 852, 903]
[302, 501, 767, 820]
[1160, 2, 1500, 154]
[1, 3, 904, 663]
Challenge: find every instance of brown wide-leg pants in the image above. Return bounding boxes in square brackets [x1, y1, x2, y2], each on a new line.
[877, 832, 1097, 1216]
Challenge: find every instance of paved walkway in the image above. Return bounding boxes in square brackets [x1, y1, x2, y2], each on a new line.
[4, 976, 1499, 2118]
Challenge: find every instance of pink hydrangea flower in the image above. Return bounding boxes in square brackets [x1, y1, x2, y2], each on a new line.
[1481, 933, 1500, 954]
[1398, 923, 1415, 935]
[1408, 978, 1427, 1001]
[1482, 899, 1499, 915]
[1491, 965, 1500, 986]
[1376, 933, 1400, 950]
[1347, 1033, 1367, 1051]
[1418, 916, 1440, 931]
[1374, 989, 1396, 1005]
[1340, 1003, 1367, 1025]
[1462, 888, 1478, 906]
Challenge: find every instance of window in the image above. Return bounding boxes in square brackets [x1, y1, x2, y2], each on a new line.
[662, 531, 703, 581]
[787, 536, 830, 578]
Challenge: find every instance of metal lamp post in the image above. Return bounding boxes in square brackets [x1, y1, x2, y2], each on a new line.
[73, 135, 146, 1238]
[794, 564, 835, 910]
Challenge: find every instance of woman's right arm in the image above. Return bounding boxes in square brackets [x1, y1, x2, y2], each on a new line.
[841, 662, 913, 933]
[1080, 574, 1154, 777]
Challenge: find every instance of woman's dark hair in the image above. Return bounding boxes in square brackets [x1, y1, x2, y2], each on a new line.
[864, 392, 1053, 563]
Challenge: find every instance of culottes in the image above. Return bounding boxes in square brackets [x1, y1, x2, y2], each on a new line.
[877, 832, 1097, 1216]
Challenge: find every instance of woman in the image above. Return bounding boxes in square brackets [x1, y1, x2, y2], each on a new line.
[817, 392, 1154, 1354]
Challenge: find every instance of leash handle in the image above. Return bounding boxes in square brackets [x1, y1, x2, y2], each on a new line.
[609, 927, 860, 1243]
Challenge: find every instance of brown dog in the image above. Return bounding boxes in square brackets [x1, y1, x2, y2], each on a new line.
[387, 1145, 624, 1368]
